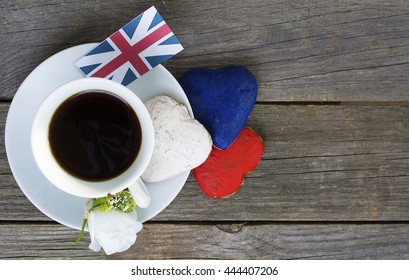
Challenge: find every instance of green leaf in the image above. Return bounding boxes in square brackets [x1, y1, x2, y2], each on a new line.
[91, 197, 112, 212]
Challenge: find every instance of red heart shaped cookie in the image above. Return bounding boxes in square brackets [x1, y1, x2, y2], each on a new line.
[193, 127, 264, 198]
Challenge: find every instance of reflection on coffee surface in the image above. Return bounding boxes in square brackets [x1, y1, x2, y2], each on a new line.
[49, 90, 142, 181]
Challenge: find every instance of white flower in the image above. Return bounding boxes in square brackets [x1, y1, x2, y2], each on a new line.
[87, 209, 143, 255]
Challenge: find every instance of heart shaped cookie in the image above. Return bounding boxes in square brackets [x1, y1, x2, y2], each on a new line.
[193, 127, 264, 198]
[142, 95, 212, 182]
[179, 65, 258, 150]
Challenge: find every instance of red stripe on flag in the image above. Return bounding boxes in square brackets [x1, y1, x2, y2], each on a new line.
[92, 23, 172, 79]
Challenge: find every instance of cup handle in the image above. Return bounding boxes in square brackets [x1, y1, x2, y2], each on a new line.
[128, 178, 151, 208]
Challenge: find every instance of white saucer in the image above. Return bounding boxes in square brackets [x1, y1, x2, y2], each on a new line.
[5, 43, 192, 230]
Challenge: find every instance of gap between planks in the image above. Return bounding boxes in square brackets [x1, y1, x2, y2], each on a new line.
[256, 101, 409, 106]
[2, 100, 409, 106]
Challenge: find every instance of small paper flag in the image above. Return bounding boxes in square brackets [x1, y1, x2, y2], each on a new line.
[75, 6, 183, 86]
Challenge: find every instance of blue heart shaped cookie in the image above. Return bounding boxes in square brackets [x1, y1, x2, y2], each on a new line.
[179, 65, 258, 149]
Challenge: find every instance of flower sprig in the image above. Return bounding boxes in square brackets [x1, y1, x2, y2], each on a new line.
[75, 189, 137, 243]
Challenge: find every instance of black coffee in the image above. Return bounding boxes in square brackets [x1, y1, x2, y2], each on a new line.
[48, 90, 142, 181]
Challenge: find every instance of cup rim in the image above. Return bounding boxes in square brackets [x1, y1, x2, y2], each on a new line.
[31, 78, 154, 198]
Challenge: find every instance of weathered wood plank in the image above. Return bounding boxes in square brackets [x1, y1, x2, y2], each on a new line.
[1, 222, 408, 259]
[1, 103, 408, 221]
[164, 104, 409, 221]
[1, 0, 409, 102]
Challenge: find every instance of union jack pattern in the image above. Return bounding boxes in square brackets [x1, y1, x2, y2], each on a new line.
[75, 6, 183, 86]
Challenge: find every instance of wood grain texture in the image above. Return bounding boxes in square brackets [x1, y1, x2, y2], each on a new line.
[1, 0, 409, 260]
[1, 222, 408, 259]
[1, 103, 408, 221]
[1, 0, 409, 101]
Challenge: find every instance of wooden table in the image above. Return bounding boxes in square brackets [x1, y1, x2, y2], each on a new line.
[1, 0, 408, 259]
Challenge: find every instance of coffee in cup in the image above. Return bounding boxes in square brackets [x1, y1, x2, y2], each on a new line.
[31, 78, 154, 208]
[49, 90, 142, 181]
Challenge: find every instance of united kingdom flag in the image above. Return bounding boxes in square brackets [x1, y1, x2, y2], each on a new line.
[75, 6, 183, 86]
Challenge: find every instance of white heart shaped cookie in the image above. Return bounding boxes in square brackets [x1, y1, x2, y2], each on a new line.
[142, 95, 212, 182]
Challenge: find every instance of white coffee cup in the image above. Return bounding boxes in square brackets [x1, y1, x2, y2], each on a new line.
[31, 78, 154, 208]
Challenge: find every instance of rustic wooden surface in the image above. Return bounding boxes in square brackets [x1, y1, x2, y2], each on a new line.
[0, 0, 408, 259]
